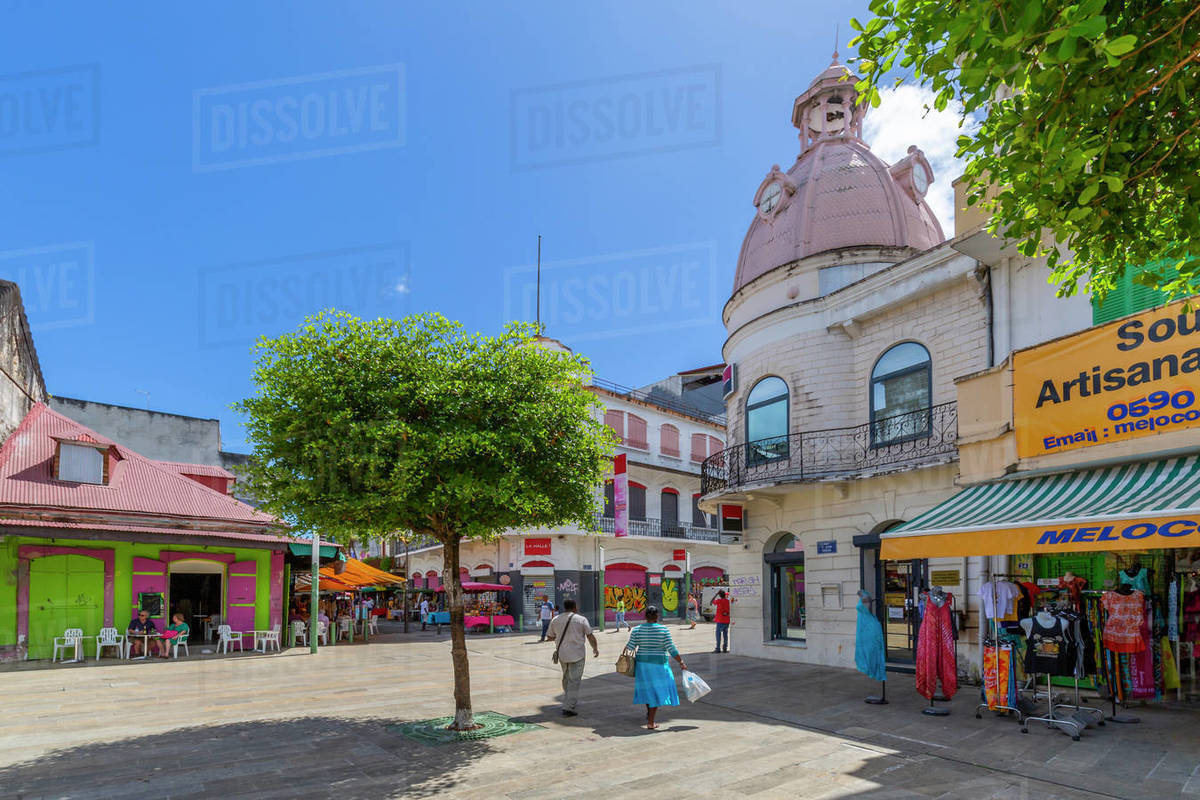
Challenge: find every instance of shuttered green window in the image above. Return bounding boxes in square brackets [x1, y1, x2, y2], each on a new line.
[1092, 262, 1174, 325]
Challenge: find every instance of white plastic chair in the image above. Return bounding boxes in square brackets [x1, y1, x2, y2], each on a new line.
[336, 618, 352, 642]
[368, 615, 379, 634]
[255, 624, 281, 653]
[216, 624, 244, 653]
[169, 631, 190, 659]
[52, 628, 84, 662]
[315, 620, 329, 645]
[291, 620, 307, 647]
[206, 614, 223, 642]
[95, 627, 126, 661]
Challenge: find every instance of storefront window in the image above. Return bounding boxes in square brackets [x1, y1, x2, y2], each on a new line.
[870, 342, 931, 445]
[746, 377, 789, 464]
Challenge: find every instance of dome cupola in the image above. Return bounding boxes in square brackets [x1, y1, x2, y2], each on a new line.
[731, 54, 945, 297]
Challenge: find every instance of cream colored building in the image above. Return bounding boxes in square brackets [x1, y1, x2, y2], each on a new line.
[699, 56, 1094, 677]
[407, 367, 734, 629]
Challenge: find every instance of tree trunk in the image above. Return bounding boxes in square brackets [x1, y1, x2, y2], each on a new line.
[444, 537, 475, 730]
[402, 539, 410, 634]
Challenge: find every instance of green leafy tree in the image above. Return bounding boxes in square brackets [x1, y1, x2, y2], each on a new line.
[851, 0, 1200, 300]
[235, 311, 614, 729]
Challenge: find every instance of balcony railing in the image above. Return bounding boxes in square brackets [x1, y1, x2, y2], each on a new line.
[592, 514, 720, 542]
[700, 402, 958, 496]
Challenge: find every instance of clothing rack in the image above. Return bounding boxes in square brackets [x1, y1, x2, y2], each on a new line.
[975, 573, 1024, 723]
[1020, 600, 1104, 740]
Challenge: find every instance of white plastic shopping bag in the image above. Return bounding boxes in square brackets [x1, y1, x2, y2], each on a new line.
[681, 669, 712, 703]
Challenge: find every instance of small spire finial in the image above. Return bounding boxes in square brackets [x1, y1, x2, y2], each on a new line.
[832, 22, 839, 63]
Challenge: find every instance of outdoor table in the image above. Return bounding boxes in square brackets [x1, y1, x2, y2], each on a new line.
[249, 630, 277, 653]
[464, 614, 515, 633]
[126, 632, 162, 660]
[58, 636, 85, 664]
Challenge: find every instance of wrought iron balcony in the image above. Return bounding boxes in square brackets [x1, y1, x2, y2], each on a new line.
[592, 514, 721, 542]
[700, 402, 958, 496]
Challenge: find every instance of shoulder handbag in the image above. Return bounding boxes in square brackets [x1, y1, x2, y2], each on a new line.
[551, 613, 574, 664]
[615, 643, 638, 677]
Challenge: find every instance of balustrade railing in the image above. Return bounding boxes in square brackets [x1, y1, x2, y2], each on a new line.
[701, 402, 958, 496]
[591, 514, 720, 542]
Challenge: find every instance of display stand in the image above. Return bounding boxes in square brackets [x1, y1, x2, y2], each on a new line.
[975, 574, 1023, 722]
[1022, 672, 1083, 740]
[865, 681, 888, 705]
[1096, 588, 1143, 724]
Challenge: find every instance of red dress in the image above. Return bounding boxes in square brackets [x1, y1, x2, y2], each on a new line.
[915, 594, 957, 700]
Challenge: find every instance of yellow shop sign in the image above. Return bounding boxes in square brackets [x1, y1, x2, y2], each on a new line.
[1014, 300, 1200, 458]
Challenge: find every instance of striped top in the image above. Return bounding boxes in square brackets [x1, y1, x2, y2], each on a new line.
[626, 623, 678, 658]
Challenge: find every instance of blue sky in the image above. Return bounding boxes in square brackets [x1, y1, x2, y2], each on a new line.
[2, 0, 973, 452]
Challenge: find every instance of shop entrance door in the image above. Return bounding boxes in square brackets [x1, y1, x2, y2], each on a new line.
[27, 554, 104, 660]
[883, 559, 927, 664]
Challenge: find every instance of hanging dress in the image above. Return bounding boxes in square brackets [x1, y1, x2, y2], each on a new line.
[854, 598, 887, 682]
[915, 594, 957, 700]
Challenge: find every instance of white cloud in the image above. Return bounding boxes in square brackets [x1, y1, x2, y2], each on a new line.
[863, 85, 976, 233]
[394, 276, 411, 295]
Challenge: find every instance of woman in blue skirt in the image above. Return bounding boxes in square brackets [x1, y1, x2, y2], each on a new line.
[626, 606, 688, 730]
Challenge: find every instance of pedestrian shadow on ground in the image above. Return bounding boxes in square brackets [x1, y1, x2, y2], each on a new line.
[0, 715, 490, 799]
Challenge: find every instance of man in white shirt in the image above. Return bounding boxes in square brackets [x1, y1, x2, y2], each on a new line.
[546, 599, 599, 717]
[419, 596, 431, 631]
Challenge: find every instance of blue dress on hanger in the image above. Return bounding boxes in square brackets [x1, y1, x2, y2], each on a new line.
[1119, 567, 1151, 594]
[855, 598, 887, 682]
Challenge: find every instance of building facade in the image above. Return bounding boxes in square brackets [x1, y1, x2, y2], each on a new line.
[699, 55, 1095, 677]
[407, 368, 734, 628]
[0, 404, 290, 660]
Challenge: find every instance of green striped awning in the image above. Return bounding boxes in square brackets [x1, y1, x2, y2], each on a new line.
[880, 456, 1200, 559]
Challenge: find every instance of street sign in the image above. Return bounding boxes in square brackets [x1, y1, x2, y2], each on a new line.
[816, 540, 836, 554]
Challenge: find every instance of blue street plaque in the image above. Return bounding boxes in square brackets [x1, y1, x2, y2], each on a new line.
[816, 540, 837, 554]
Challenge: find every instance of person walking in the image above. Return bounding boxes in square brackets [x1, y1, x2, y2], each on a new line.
[419, 595, 430, 631]
[546, 599, 599, 717]
[686, 593, 700, 630]
[625, 606, 687, 730]
[538, 598, 554, 641]
[614, 599, 632, 631]
[712, 590, 734, 652]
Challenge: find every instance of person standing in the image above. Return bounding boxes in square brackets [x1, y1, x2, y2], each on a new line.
[615, 599, 631, 631]
[538, 598, 554, 641]
[686, 593, 700, 630]
[712, 590, 734, 653]
[625, 606, 687, 730]
[546, 599, 599, 717]
[419, 595, 431, 631]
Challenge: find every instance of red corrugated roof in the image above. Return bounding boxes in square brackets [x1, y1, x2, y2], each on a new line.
[0, 517, 291, 544]
[0, 404, 280, 530]
[154, 460, 236, 480]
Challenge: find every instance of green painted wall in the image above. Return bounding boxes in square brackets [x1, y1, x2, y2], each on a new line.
[1, 535, 276, 650]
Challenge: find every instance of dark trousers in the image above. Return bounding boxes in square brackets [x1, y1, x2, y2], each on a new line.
[715, 622, 729, 651]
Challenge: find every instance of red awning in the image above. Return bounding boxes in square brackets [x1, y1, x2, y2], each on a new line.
[435, 582, 512, 592]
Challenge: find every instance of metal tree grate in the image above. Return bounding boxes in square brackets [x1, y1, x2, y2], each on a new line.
[386, 711, 544, 746]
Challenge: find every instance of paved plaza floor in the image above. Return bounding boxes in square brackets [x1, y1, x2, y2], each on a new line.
[3, 622, 1199, 799]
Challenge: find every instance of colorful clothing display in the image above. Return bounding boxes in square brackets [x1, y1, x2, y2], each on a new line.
[1025, 614, 1073, 675]
[1101, 590, 1147, 653]
[915, 594, 957, 700]
[979, 580, 1020, 620]
[982, 643, 1014, 710]
[854, 598, 886, 682]
[1183, 589, 1200, 642]
[1119, 566, 1152, 594]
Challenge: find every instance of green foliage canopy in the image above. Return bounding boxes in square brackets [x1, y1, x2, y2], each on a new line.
[235, 311, 616, 546]
[851, 0, 1200, 300]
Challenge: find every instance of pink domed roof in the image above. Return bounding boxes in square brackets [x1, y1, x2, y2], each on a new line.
[732, 60, 946, 296]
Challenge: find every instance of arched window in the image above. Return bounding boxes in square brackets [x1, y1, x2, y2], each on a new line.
[660, 488, 680, 536]
[746, 377, 789, 463]
[625, 414, 648, 449]
[870, 343, 932, 445]
[660, 424, 680, 457]
[628, 482, 647, 521]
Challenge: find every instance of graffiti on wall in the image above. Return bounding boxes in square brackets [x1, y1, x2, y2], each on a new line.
[557, 578, 579, 596]
[661, 579, 678, 613]
[604, 584, 646, 612]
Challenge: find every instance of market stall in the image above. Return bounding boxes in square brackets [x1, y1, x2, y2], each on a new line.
[435, 582, 514, 632]
[292, 558, 405, 643]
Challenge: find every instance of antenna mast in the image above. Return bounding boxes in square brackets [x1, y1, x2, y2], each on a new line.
[536, 234, 542, 333]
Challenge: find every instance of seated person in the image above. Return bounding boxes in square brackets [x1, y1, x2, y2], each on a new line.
[160, 613, 190, 658]
[127, 610, 164, 657]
